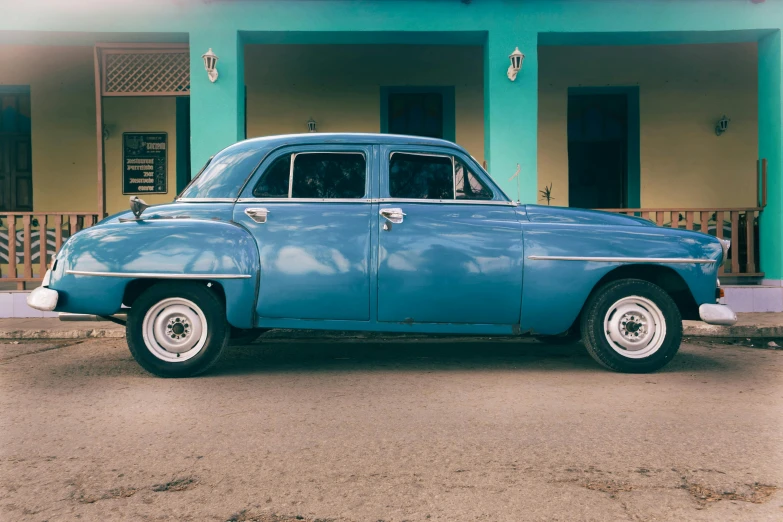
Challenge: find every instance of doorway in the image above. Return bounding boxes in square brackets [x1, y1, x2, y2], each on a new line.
[567, 87, 640, 209]
[0, 88, 32, 211]
[380, 87, 455, 142]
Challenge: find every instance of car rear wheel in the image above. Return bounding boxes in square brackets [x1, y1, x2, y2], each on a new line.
[127, 282, 229, 378]
[580, 279, 682, 373]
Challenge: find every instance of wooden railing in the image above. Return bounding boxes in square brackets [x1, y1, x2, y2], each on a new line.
[599, 207, 763, 277]
[0, 212, 100, 289]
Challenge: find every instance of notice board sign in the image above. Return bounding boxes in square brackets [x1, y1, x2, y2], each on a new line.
[123, 132, 168, 194]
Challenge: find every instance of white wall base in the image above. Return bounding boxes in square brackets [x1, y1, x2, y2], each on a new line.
[723, 282, 783, 313]
[0, 292, 59, 318]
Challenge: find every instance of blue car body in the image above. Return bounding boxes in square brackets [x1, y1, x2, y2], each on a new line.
[42, 133, 725, 336]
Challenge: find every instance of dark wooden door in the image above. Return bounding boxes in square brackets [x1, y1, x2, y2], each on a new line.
[0, 136, 32, 211]
[567, 94, 628, 209]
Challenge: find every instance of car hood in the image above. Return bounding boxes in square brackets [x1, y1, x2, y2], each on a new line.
[523, 205, 656, 227]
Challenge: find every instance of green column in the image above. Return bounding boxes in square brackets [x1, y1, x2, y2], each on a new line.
[189, 30, 245, 176]
[758, 30, 783, 281]
[484, 30, 538, 203]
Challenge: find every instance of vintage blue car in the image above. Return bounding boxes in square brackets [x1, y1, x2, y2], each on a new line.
[28, 133, 736, 377]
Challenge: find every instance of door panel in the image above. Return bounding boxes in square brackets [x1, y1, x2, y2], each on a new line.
[377, 202, 523, 324]
[234, 201, 372, 321]
[234, 144, 374, 322]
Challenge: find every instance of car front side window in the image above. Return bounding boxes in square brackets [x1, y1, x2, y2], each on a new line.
[252, 151, 366, 199]
[389, 153, 453, 199]
[388, 152, 494, 201]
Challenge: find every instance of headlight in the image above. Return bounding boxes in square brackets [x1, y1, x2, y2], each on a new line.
[718, 238, 730, 260]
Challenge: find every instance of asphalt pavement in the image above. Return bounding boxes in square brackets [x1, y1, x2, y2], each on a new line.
[1, 336, 782, 521]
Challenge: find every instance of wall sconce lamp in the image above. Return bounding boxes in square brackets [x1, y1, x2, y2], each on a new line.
[715, 115, 730, 136]
[202, 48, 219, 83]
[307, 118, 317, 133]
[102, 124, 110, 141]
[507, 47, 525, 81]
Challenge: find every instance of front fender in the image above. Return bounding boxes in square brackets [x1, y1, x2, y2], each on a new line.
[520, 224, 722, 335]
[49, 219, 259, 328]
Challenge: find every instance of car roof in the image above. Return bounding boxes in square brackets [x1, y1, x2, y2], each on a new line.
[226, 132, 461, 151]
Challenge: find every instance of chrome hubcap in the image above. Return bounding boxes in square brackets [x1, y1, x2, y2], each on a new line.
[603, 296, 666, 359]
[142, 298, 207, 363]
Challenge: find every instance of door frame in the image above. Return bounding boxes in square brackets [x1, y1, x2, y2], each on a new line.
[567, 86, 640, 208]
[380, 86, 456, 142]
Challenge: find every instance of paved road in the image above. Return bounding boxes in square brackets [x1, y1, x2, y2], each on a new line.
[1, 336, 782, 521]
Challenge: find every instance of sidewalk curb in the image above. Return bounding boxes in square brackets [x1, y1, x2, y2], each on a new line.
[0, 328, 124, 340]
[682, 321, 783, 338]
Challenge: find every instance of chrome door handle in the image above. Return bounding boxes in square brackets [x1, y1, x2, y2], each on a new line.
[380, 207, 405, 225]
[245, 207, 269, 224]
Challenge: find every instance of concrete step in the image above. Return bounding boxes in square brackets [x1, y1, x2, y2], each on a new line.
[722, 284, 783, 313]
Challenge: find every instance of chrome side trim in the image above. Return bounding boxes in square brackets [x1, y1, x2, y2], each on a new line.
[236, 197, 371, 203]
[175, 198, 237, 203]
[527, 255, 716, 264]
[235, 197, 516, 206]
[375, 198, 517, 206]
[67, 270, 252, 279]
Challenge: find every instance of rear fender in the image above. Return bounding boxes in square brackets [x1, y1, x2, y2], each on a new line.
[520, 224, 722, 335]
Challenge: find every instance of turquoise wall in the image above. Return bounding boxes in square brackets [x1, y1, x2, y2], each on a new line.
[2, 0, 783, 275]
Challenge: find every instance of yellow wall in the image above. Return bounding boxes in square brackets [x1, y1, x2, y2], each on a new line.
[103, 97, 177, 214]
[244, 44, 485, 162]
[538, 43, 759, 208]
[0, 45, 97, 213]
[0, 45, 178, 215]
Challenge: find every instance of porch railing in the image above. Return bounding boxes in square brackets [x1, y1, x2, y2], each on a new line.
[599, 207, 763, 277]
[0, 212, 100, 289]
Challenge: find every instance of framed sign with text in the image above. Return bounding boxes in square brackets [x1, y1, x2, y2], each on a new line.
[122, 132, 168, 194]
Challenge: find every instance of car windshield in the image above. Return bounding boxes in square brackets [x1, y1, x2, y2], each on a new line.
[178, 142, 266, 199]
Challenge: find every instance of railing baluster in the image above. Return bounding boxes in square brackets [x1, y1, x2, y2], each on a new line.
[8, 215, 17, 283]
[54, 215, 63, 253]
[38, 215, 48, 279]
[22, 215, 32, 280]
[730, 211, 740, 274]
[685, 211, 693, 231]
[715, 211, 724, 275]
[656, 211, 664, 227]
[700, 211, 710, 235]
[69, 216, 78, 237]
[641, 211, 650, 221]
[746, 210, 756, 274]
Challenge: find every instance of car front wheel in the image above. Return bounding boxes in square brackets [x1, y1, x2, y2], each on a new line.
[580, 279, 682, 373]
[127, 282, 230, 378]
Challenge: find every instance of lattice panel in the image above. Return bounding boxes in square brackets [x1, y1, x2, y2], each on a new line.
[104, 52, 190, 95]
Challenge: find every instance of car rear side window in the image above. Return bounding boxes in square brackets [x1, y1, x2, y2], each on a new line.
[389, 153, 453, 199]
[252, 152, 366, 199]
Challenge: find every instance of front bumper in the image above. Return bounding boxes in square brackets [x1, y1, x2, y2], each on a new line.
[699, 303, 737, 326]
[27, 286, 59, 312]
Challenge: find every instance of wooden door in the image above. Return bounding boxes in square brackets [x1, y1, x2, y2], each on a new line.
[0, 136, 32, 211]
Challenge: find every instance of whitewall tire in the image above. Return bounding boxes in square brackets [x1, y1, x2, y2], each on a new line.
[127, 282, 230, 378]
[581, 279, 682, 373]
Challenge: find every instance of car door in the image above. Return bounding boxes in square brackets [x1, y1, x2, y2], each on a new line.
[376, 146, 524, 325]
[233, 144, 374, 321]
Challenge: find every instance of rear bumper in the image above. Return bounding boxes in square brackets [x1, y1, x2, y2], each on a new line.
[27, 286, 59, 312]
[699, 303, 737, 326]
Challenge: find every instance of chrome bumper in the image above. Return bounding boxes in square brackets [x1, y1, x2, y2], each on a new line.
[699, 303, 737, 326]
[27, 286, 59, 312]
